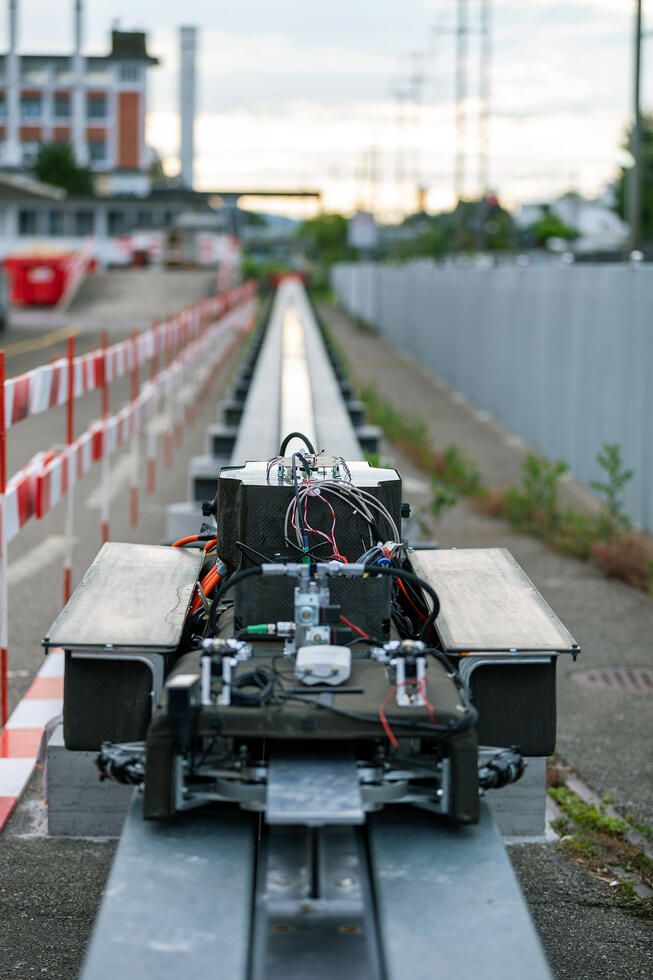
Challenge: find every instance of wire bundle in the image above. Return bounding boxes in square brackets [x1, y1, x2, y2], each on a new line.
[284, 477, 400, 556]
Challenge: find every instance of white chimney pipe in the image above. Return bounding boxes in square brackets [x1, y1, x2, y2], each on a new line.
[5, 0, 21, 166]
[9, 0, 17, 50]
[72, 0, 88, 164]
[74, 0, 82, 54]
[179, 25, 197, 188]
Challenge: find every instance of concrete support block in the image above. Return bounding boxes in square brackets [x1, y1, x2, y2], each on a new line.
[222, 401, 243, 427]
[165, 500, 208, 542]
[188, 453, 230, 503]
[47, 724, 132, 837]
[485, 756, 546, 839]
[355, 424, 382, 455]
[205, 423, 237, 459]
[231, 380, 250, 404]
[347, 400, 366, 428]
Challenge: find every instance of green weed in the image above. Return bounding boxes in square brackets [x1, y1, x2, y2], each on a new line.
[591, 443, 634, 540]
[441, 444, 483, 495]
[429, 475, 458, 523]
[504, 454, 568, 535]
[548, 786, 627, 836]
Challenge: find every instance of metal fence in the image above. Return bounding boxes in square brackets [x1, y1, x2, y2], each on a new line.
[332, 260, 653, 531]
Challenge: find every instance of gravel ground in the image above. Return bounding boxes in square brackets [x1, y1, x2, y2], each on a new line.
[1, 769, 116, 980]
[509, 843, 653, 979]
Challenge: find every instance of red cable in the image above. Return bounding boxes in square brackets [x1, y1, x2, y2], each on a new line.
[397, 578, 428, 623]
[379, 676, 435, 747]
[379, 685, 400, 748]
[418, 676, 436, 723]
[340, 614, 369, 639]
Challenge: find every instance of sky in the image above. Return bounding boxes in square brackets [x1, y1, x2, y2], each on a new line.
[0, 0, 643, 219]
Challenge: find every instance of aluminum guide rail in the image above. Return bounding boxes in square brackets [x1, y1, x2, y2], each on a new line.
[232, 278, 360, 464]
[79, 279, 553, 980]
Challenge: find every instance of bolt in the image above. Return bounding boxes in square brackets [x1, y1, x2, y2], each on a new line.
[335, 876, 356, 889]
[270, 875, 291, 888]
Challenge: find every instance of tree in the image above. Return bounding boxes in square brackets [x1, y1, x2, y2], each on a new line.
[31, 142, 93, 195]
[295, 213, 354, 265]
[529, 206, 579, 247]
[614, 114, 653, 242]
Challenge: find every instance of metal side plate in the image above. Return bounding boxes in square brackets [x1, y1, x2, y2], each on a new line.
[410, 547, 578, 653]
[45, 542, 204, 652]
[266, 749, 364, 826]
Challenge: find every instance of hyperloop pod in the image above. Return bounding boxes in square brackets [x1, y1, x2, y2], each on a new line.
[43, 443, 579, 830]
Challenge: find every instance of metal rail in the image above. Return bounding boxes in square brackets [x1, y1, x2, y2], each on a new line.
[80, 278, 553, 980]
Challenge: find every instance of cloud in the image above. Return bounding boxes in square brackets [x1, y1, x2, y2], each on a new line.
[2, 0, 641, 211]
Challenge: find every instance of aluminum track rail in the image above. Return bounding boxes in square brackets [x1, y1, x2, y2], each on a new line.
[231, 277, 361, 464]
[80, 279, 553, 980]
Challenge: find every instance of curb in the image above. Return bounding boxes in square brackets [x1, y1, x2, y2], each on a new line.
[0, 648, 63, 831]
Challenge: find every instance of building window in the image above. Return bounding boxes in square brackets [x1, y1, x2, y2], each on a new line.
[48, 209, 65, 236]
[54, 94, 70, 118]
[21, 141, 39, 165]
[119, 64, 141, 83]
[136, 209, 152, 227]
[21, 94, 41, 119]
[108, 210, 127, 235]
[74, 210, 94, 236]
[88, 138, 107, 164]
[18, 209, 39, 235]
[0, 94, 6, 119]
[87, 94, 107, 119]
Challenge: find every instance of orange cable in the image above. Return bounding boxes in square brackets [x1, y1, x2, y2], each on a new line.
[172, 534, 199, 547]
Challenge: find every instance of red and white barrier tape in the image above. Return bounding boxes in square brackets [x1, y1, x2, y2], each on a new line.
[3, 281, 257, 432]
[33, 297, 256, 521]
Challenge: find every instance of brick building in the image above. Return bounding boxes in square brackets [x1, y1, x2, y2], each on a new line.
[0, 1, 158, 195]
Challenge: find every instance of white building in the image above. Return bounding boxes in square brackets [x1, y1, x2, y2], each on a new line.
[0, 1, 159, 196]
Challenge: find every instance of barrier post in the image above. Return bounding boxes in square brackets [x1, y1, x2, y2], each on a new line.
[101, 331, 110, 544]
[0, 351, 7, 726]
[163, 312, 174, 468]
[63, 336, 75, 605]
[146, 319, 159, 494]
[130, 329, 139, 526]
[150, 319, 159, 382]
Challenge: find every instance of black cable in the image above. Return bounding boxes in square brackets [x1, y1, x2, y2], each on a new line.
[208, 565, 262, 634]
[279, 431, 316, 455]
[281, 693, 477, 741]
[362, 565, 440, 642]
[231, 667, 277, 706]
[236, 541, 274, 566]
[283, 536, 331, 559]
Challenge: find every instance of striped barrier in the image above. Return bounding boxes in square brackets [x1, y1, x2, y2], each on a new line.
[4, 281, 256, 432]
[0, 284, 258, 732]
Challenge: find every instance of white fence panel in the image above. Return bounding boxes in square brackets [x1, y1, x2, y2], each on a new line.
[332, 261, 653, 531]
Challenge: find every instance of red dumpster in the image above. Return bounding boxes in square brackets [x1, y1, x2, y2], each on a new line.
[3, 254, 73, 306]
